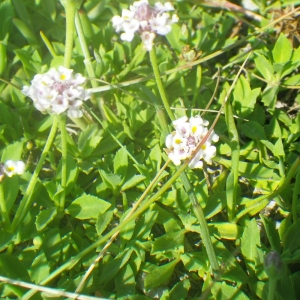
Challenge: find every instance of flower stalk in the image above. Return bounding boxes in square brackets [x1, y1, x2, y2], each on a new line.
[60, 0, 83, 68]
[0, 183, 11, 229]
[149, 46, 219, 273]
[58, 114, 67, 214]
[10, 116, 59, 232]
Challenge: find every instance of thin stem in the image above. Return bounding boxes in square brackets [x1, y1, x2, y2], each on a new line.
[192, 65, 202, 109]
[0, 275, 107, 300]
[10, 116, 58, 232]
[75, 12, 97, 88]
[179, 171, 220, 272]
[292, 168, 300, 223]
[0, 183, 11, 229]
[58, 114, 67, 214]
[62, 0, 77, 68]
[149, 49, 175, 121]
[149, 47, 220, 273]
[225, 100, 240, 222]
[267, 278, 276, 300]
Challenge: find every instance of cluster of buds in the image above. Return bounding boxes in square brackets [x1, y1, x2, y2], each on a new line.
[165, 116, 219, 169]
[0, 160, 25, 181]
[112, 0, 178, 51]
[22, 66, 91, 118]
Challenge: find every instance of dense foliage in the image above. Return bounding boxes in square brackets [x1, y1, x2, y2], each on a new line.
[0, 0, 300, 299]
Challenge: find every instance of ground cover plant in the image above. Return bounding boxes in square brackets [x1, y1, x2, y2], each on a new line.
[0, 0, 300, 299]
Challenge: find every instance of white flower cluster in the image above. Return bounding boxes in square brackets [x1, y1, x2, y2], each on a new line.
[22, 66, 91, 118]
[0, 160, 25, 179]
[165, 116, 219, 169]
[111, 0, 178, 51]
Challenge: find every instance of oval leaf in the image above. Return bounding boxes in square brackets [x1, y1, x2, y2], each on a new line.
[66, 194, 111, 219]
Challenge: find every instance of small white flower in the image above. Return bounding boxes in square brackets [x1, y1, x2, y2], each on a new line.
[141, 31, 156, 51]
[171, 133, 187, 149]
[4, 160, 25, 177]
[165, 115, 219, 169]
[154, 2, 175, 12]
[165, 133, 174, 149]
[111, 0, 178, 51]
[22, 67, 91, 117]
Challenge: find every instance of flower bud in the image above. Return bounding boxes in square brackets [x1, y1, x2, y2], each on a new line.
[264, 251, 284, 280]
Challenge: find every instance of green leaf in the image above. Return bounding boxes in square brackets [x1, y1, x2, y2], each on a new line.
[272, 33, 293, 64]
[241, 218, 260, 273]
[0, 254, 29, 280]
[180, 252, 207, 272]
[260, 214, 281, 253]
[233, 75, 260, 117]
[261, 85, 279, 108]
[115, 263, 136, 297]
[29, 251, 50, 283]
[3, 176, 20, 211]
[283, 73, 300, 86]
[114, 147, 128, 179]
[99, 169, 122, 192]
[209, 222, 242, 240]
[121, 174, 146, 191]
[282, 219, 300, 253]
[14, 48, 41, 72]
[36, 207, 57, 232]
[12, 18, 39, 46]
[254, 53, 274, 81]
[78, 124, 102, 158]
[274, 138, 285, 158]
[66, 194, 111, 219]
[96, 210, 113, 236]
[203, 192, 226, 219]
[165, 23, 185, 53]
[151, 229, 185, 255]
[144, 258, 180, 290]
[240, 121, 266, 140]
[169, 279, 191, 300]
[0, 0, 14, 40]
[133, 209, 158, 240]
[99, 249, 133, 284]
[1, 141, 24, 161]
[212, 281, 249, 300]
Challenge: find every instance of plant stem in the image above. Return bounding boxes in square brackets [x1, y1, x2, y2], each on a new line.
[179, 170, 220, 272]
[149, 49, 175, 121]
[149, 48, 219, 273]
[292, 168, 300, 223]
[61, 0, 80, 68]
[75, 12, 97, 88]
[267, 278, 276, 300]
[10, 116, 58, 232]
[0, 183, 11, 229]
[58, 114, 67, 214]
[224, 100, 240, 222]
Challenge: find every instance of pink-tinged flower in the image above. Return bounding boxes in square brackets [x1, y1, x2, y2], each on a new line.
[111, 0, 178, 51]
[165, 115, 219, 169]
[22, 67, 91, 118]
